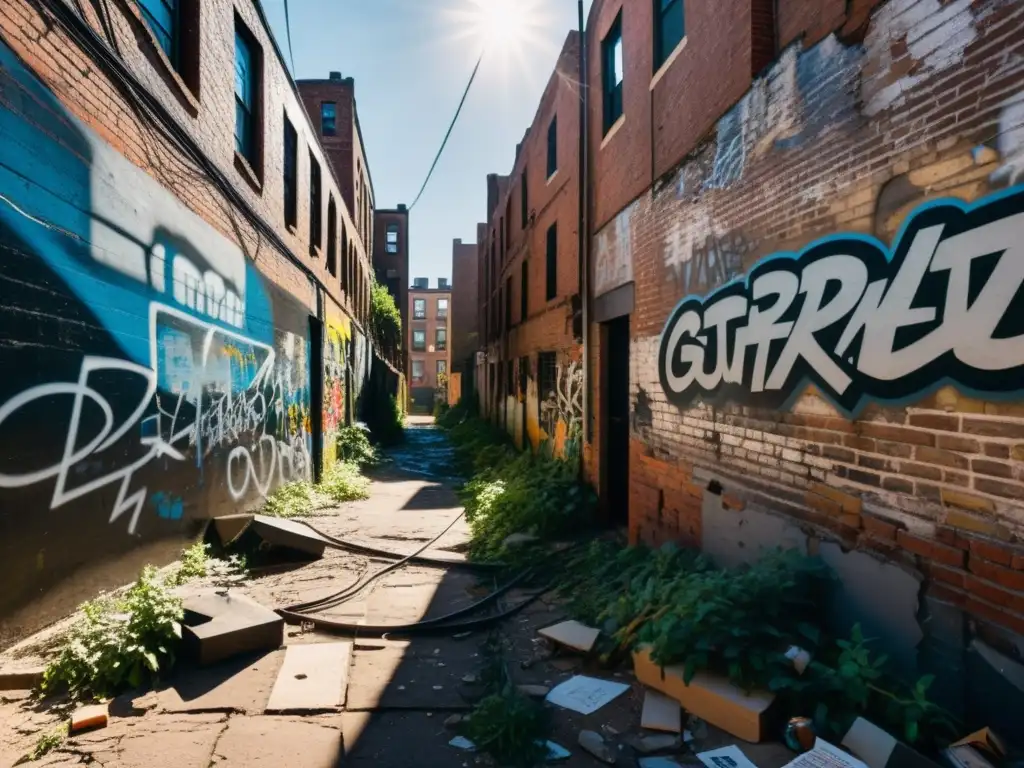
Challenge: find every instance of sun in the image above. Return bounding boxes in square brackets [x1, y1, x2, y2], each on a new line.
[473, 0, 530, 47]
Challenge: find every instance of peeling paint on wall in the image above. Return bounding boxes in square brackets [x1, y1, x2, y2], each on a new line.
[593, 200, 635, 297]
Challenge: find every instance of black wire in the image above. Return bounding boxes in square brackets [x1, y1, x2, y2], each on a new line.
[282, 0, 297, 75]
[408, 50, 485, 210]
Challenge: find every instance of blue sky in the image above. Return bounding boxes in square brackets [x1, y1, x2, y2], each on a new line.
[264, 0, 591, 285]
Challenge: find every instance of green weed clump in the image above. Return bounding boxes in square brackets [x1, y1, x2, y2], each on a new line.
[17, 725, 67, 764]
[41, 566, 183, 700]
[167, 541, 210, 586]
[319, 460, 371, 502]
[262, 479, 318, 518]
[337, 425, 380, 467]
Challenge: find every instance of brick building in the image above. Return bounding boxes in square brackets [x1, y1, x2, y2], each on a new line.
[577, 0, 1024, 729]
[450, 237, 479, 391]
[373, 205, 411, 371]
[477, 31, 584, 457]
[0, 0, 398, 644]
[408, 278, 452, 411]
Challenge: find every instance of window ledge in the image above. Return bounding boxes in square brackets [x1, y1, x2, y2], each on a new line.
[310, 244, 321, 259]
[650, 36, 689, 91]
[546, 170, 559, 186]
[600, 115, 625, 149]
[233, 152, 263, 194]
[123, 0, 201, 116]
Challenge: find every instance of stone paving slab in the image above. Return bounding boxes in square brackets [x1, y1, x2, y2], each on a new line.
[211, 715, 344, 767]
[154, 649, 285, 714]
[266, 642, 351, 712]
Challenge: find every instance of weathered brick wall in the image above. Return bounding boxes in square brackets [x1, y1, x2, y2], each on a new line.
[451, 238, 480, 377]
[592, 0, 1024, 640]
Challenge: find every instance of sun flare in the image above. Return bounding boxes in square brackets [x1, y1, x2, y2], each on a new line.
[473, 0, 530, 47]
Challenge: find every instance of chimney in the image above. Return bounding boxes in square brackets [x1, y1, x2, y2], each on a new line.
[329, 71, 342, 80]
[397, 203, 407, 212]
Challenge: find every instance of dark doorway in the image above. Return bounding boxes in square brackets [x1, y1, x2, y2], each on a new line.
[309, 315, 324, 484]
[602, 315, 630, 526]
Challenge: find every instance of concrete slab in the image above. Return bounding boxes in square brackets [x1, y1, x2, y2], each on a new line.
[250, 515, 331, 558]
[212, 715, 344, 767]
[85, 714, 228, 768]
[181, 590, 284, 666]
[266, 642, 351, 713]
[155, 648, 284, 713]
[0, 666, 43, 691]
[641, 689, 682, 733]
[538, 620, 600, 653]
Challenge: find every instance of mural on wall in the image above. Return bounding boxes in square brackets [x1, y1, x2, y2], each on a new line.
[539, 358, 584, 459]
[323, 309, 350, 471]
[0, 40, 313, 624]
[658, 186, 1024, 417]
[593, 200, 636, 296]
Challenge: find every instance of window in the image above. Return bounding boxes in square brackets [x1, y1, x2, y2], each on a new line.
[505, 276, 512, 328]
[412, 330, 426, 351]
[437, 359, 447, 376]
[436, 328, 447, 351]
[545, 223, 558, 300]
[505, 359, 514, 396]
[327, 196, 337, 275]
[413, 298, 426, 319]
[538, 352, 556, 418]
[602, 14, 624, 133]
[437, 298, 448, 319]
[505, 199, 511, 243]
[321, 102, 337, 136]
[546, 116, 557, 177]
[499, 217, 505, 260]
[654, 0, 685, 70]
[282, 115, 298, 227]
[139, 0, 179, 65]
[234, 23, 260, 164]
[340, 224, 349, 290]
[520, 260, 528, 322]
[412, 359, 424, 382]
[520, 169, 528, 228]
[386, 223, 399, 254]
[309, 151, 322, 250]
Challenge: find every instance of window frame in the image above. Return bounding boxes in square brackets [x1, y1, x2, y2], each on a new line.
[321, 101, 337, 136]
[283, 114, 298, 228]
[435, 327, 447, 351]
[437, 298, 449, 319]
[308, 150, 322, 252]
[537, 351, 557, 422]
[326, 196, 337, 275]
[545, 223, 558, 301]
[437, 359, 447, 376]
[386, 223, 399, 254]
[412, 329, 427, 351]
[601, 13, 624, 133]
[520, 168, 528, 229]
[654, 0, 685, 70]
[546, 115, 558, 178]
[139, 0, 179, 67]
[234, 21, 261, 167]
[413, 298, 426, 320]
[412, 359, 425, 381]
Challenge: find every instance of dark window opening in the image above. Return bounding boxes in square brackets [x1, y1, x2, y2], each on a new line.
[520, 260, 528, 322]
[520, 169, 528, 228]
[139, 0, 179, 66]
[321, 101, 337, 135]
[234, 22, 260, 165]
[602, 14, 624, 133]
[545, 223, 558, 301]
[538, 351, 556, 421]
[308, 151, 322, 251]
[546, 115, 557, 177]
[519, 356, 528, 398]
[340, 224, 349, 290]
[436, 328, 447, 351]
[283, 115, 297, 227]
[327, 196, 337, 275]
[386, 223, 399, 254]
[654, 0, 685, 70]
[505, 276, 512, 328]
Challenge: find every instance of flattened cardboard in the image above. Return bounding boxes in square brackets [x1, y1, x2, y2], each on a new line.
[841, 717, 942, 768]
[944, 728, 1007, 768]
[634, 646, 775, 743]
[641, 689, 682, 733]
[538, 620, 600, 652]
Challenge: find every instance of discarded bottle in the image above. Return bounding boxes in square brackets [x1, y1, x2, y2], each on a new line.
[785, 717, 816, 753]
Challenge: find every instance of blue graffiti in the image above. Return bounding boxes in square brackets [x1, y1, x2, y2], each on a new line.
[150, 492, 184, 521]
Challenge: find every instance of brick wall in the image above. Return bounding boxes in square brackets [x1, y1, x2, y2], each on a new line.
[590, 0, 1024, 641]
[451, 238, 480, 376]
[408, 287, 451, 400]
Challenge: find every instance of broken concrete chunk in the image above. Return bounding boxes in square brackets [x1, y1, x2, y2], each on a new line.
[642, 689, 682, 733]
[628, 733, 682, 754]
[181, 590, 283, 666]
[444, 714, 465, 729]
[0, 666, 44, 691]
[70, 704, 108, 733]
[266, 642, 351, 712]
[538, 620, 600, 653]
[578, 730, 617, 764]
[516, 684, 550, 698]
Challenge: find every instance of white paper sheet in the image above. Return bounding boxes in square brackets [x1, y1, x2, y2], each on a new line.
[544, 675, 630, 715]
[698, 745, 761, 768]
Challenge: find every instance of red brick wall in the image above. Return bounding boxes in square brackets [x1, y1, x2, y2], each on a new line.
[408, 288, 451, 392]
[296, 78, 357, 221]
[590, 0, 1024, 639]
[451, 238, 480, 375]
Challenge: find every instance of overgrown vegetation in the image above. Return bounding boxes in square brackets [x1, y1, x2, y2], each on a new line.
[18, 725, 67, 764]
[440, 415, 595, 561]
[167, 541, 247, 587]
[559, 540, 960, 751]
[41, 566, 184, 701]
[368, 279, 402, 361]
[337, 424, 381, 467]
[262, 460, 371, 518]
[460, 633, 550, 767]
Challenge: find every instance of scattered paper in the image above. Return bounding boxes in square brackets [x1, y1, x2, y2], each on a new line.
[698, 745, 761, 768]
[449, 736, 476, 751]
[640, 758, 683, 768]
[539, 740, 571, 761]
[786, 645, 811, 675]
[684, 730, 695, 743]
[642, 689, 682, 732]
[545, 675, 630, 715]
[538, 620, 600, 652]
[783, 739, 869, 768]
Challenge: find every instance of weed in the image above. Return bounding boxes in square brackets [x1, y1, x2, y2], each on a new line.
[167, 541, 210, 586]
[337, 425, 380, 467]
[41, 566, 183, 700]
[17, 725, 66, 764]
[262, 480, 318, 518]
[318, 461, 370, 502]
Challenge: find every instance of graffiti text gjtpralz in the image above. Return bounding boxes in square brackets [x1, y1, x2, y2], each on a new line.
[658, 187, 1024, 416]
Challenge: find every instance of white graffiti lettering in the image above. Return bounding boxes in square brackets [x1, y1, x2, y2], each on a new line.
[658, 189, 1024, 416]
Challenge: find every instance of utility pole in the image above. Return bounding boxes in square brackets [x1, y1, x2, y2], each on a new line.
[577, 0, 591, 471]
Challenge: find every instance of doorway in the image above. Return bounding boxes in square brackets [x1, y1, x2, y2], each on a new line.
[601, 315, 630, 526]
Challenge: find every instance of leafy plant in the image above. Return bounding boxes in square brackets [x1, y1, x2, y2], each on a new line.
[262, 480, 318, 518]
[337, 424, 380, 467]
[318, 461, 370, 502]
[17, 725, 67, 764]
[368, 279, 402, 360]
[41, 566, 184, 700]
[167, 541, 210, 586]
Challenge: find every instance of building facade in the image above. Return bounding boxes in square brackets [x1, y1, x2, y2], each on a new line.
[0, 0, 398, 646]
[478, 32, 584, 457]
[408, 278, 452, 411]
[579, 0, 1024, 730]
[373, 205, 411, 372]
[450, 237, 480, 394]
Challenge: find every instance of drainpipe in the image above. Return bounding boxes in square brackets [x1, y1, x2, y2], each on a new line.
[577, 0, 590, 477]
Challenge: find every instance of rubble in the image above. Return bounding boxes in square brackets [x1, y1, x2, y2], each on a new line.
[578, 730, 617, 764]
[70, 704, 108, 733]
[538, 620, 600, 653]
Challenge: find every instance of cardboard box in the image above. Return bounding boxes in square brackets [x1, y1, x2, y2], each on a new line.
[633, 646, 776, 743]
[841, 717, 943, 768]
[943, 728, 1006, 768]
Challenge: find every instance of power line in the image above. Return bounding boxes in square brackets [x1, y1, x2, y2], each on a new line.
[409, 50, 485, 211]
[282, 0, 297, 74]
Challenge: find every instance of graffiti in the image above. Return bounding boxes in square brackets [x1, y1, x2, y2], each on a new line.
[593, 200, 635, 296]
[151, 492, 183, 520]
[658, 187, 1024, 417]
[632, 387, 654, 432]
[862, 0, 977, 117]
[663, 212, 751, 294]
[540, 360, 584, 456]
[991, 92, 1024, 187]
